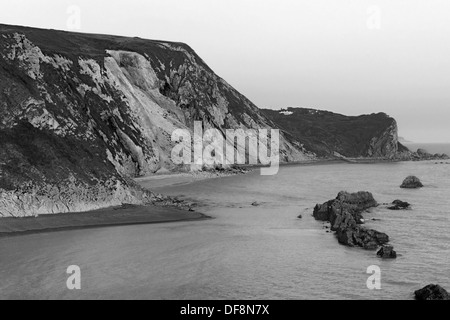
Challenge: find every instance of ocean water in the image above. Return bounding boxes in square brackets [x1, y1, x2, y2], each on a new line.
[0, 160, 449, 300]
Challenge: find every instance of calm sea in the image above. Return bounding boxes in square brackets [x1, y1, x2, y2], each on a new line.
[1, 158, 450, 299]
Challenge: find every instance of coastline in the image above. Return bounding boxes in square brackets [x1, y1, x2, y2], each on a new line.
[0, 158, 439, 238]
[0, 170, 244, 238]
[0, 204, 211, 238]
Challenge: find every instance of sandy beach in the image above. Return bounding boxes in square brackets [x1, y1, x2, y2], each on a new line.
[0, 204, 209, 237]
[0, 170, 246, 238]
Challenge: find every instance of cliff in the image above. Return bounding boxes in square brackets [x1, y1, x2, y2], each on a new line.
[0, 24, 310, 217]
[1, 24, 432, 217]
[262, 107, 406, 158]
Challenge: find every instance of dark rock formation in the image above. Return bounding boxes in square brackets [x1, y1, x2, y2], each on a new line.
[415, 284, 450, 300]
[388, 200, 411, 210]
[397, 148, 450, 161]
[262, 107, 402, 158]
[415, 149, 449, 160]
[400, 176, 424, 189]
[313, 191, 391, 250]
[377, 245, 397, 259]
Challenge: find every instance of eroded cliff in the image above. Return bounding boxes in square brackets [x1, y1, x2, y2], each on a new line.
[0, 24, 311, 217]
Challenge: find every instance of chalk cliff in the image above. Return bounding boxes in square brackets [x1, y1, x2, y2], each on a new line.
[0, 24, 310, 217]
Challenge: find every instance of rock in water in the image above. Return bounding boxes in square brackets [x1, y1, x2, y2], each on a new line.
[415, 284, 450, 300]
[400, 176, 423, 189]
[388, 200, 411, 210]
[377, 245, 397, 259]
[313, 191, 389, 250]
[336, 191, 378, 210]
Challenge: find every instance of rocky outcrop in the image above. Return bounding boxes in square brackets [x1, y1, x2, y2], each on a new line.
[262, 108, 403, 158]
[0, 24, 313, 217]
[396, 148, 449, 161]
[313, 191, 391, 250]
[416, 149, 449, 160]
[388, 200, 411, 210]
[377, 245, 397, 259]
[415, 284, 450, 300]
[400, 176, 423, 189]
[262, 108, 450, 161]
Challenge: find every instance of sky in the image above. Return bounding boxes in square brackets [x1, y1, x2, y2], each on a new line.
[1, 0, 450, 142]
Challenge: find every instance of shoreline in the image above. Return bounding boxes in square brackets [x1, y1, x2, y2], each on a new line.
[0, 158, 439, 238]
[0, 204, 211, 238]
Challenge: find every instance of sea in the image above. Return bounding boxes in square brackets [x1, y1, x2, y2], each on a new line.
[0, 143, 449, 300]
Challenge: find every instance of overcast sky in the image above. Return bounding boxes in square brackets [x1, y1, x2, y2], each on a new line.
[1, 0, 450, 142]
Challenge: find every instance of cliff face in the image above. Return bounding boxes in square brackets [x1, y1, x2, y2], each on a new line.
[367, 120, 399, 158]
[0, 24, 310, 217]
[262, 107, 403, 158]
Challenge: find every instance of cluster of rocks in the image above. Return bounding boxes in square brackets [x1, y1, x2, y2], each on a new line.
[395, 148, 449, 162]
[311, 177, 450, 299]
[412, 149, 449, 161]
[313, 191, 393, 254]
[415, 284, 450, 300]
[387, 200, 411, 210]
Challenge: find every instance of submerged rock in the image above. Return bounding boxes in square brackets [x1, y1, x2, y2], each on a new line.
[415, 284, 450, 300]
[388, 200, 411, 210]
[400, 176, 423, 189]
[377, 245, 397, 259]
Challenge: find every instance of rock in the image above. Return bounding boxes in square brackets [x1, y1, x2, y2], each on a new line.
[377, 245, 397, 259]
[313, 191, 389, 251]
[400, 176, 424, 189]
[417, 148, 428, 156]
[313, 202, 331, 221]
[415, 284, 450, 300]
[297, 214, 302, 219]
[251, 202, 260, 207]
[336, 191, 378, 211]
[337, 227, 389, 249]
[313, 191, 377, 222]
[388, 200, 411, 210]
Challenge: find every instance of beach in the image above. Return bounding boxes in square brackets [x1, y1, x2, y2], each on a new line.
[0, 204, 209, 238]
[0, 169, 250, 238]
